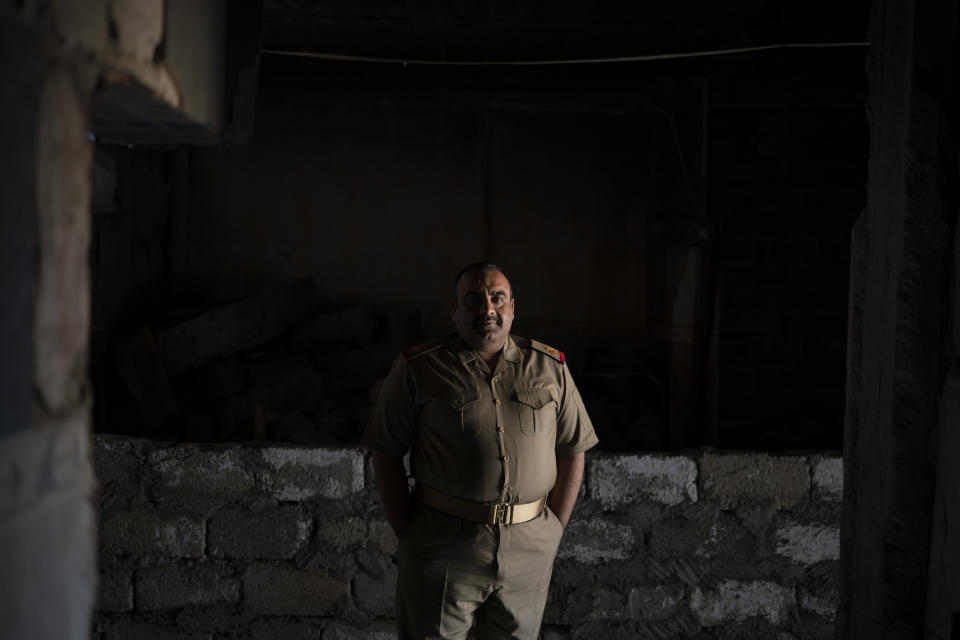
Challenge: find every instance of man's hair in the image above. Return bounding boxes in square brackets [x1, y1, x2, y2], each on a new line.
[452, 262, 514, 299]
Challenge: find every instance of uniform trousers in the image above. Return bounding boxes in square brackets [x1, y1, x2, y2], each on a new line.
[395, 503, 565, 640]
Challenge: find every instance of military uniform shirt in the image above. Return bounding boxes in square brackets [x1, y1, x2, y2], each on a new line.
[363, 333, 599, 504]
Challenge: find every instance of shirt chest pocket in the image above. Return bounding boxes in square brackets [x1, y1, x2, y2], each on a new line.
[422, 387, 481, 436]
[514, 388, 557, 438]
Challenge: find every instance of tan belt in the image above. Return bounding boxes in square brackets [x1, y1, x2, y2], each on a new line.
[417, 484, 547, 525]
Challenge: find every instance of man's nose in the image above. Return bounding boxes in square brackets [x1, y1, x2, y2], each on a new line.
[484, 297, 496, 314]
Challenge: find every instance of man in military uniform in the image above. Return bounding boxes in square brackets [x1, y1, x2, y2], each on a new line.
[363, 263, 598, 640]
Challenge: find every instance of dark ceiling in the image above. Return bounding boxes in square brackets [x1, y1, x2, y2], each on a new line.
[261, 0, 870, 61]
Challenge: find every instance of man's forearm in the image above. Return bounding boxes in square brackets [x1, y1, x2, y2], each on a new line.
[548, 452, 585, 529]
[372, 451, 412, 534]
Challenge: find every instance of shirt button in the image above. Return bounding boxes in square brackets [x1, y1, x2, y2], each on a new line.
[534, 400, 542, 408]
[494, 398, 501, 405]
[497, 426, 504, 432]
[493, 377, 499, 384]
[503, 456, 510, 461]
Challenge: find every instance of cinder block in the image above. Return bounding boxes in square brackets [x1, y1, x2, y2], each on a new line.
[93, 435, 148, 489]
[699, 453, 809, 509]
[245, 563, 348, 615]
[136, 562, 240, 611]
[799, 584, 839, 621]
[259, 447, 364, 500]
[775, 523, 840, 564]
[583, 587, 628, 621]
[314, 516, 369, 550]
[353, 563, 397, 616]
[810, 456, 843, 502]
[98, 564, 133, 612]
[589, 454, 697, 507]
[100, 511, 204, 558]
[689, 580, 795, 626]
[649, 513, 755, 561]
[368, 519, 397, 557]
[557, 519, 637, 564]
[104, 620, 211, 640]
[322, 621, 396, 640]
[249, 619, 326, 640]
[628, 583, 685, 621]
[208, 507, 312, 559]
[149, 447, 254, 498]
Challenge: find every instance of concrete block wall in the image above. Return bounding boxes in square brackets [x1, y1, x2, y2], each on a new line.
[92, 436, 841, 639]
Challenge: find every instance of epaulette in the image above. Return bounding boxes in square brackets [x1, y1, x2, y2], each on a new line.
[529, 338, 565, 363]
[401, 334, 455, 361]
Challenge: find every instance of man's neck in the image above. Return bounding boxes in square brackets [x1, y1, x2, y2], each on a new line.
[479, 350, 501, 371]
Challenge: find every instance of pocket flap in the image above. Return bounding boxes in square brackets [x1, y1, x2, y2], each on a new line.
[451, 387, 479, 410]
[515, 387, 553, 409]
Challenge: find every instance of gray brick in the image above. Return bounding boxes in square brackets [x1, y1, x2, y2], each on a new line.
[628, 583, 685, 621]
[149, 447, 254, 498]
[775, 523, 840, 564]
[98, 564, 133, 612]
[93, 435, 148, 488]
[245, 563, 348, 615]
[368, 519, 397, 557]
[810, 456, 843, 502]
[582, 586, 629, 621]
[689, 580, 795, 626]
[208, 507, 312, 559]
[649, 513, 755, 561]
[589, 454, 697, 508]
[249, 619, 326, 640]
[799, 584, 839, 621]
[699, 453, 809, 509]
[315, 516, 368, 549]
[353, 563, 397, 616]
[136, 562, 240, 611]
[259, 447, 364, 500]
[104, 620, 211, 640]
[322, 621, 396, 640]
[100, 511, 204, 558]
[557, 519, 638, 564]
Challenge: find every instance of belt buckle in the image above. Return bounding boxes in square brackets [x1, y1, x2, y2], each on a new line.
[493, 503, 508, 525]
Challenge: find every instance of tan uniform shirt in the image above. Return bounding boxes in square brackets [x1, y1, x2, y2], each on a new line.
[363, 333, 598, 504]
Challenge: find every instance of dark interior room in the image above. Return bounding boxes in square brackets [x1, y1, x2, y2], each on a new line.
[0, 1, 957, 639]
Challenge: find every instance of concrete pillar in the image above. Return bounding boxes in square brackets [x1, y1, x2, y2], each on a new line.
[0, 11, 98, 640]
[839, 0, 959, 638]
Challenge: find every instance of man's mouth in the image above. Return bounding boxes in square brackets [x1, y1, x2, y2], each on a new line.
[475, 317, 500, 329]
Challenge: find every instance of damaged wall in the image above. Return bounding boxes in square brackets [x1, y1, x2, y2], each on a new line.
[93, 437, 842, 639]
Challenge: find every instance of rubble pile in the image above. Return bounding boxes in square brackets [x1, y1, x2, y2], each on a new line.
[110, 280, 408, 444]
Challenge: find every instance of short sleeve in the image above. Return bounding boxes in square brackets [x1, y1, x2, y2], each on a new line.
[360, 355, 417, 457]
[554, 362, 599, 456]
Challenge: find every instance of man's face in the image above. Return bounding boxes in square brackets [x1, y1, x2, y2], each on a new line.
[451, 268, 515, 354]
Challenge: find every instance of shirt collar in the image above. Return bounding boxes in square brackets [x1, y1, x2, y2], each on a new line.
[453, 334, 521, 364]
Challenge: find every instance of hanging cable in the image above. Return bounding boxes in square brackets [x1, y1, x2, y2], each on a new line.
[260, 42, 870, 67]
